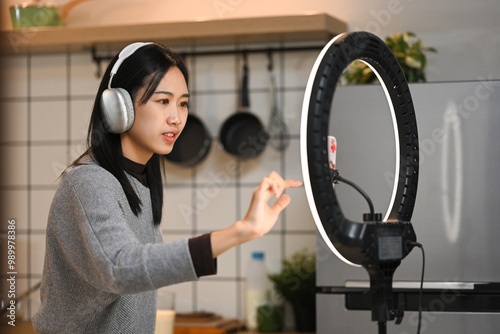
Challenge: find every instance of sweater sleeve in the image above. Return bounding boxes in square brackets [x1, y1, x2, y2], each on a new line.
[50, 165, 199, 295]
[188, 233, 217, 277]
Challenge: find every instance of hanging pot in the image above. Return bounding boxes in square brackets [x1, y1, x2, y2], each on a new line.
[10, 0, 91, 29]
[219, 54, 269, 160]
[164, 114, 212, 167]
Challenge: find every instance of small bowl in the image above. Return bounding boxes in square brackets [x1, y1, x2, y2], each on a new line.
[10, 3, 63, 29]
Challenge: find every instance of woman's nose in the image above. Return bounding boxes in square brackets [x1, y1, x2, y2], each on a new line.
[166, 107, 181, 125]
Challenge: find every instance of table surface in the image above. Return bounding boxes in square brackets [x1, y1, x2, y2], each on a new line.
[0, 322, 314, 334]
[0, 321, 37, 334]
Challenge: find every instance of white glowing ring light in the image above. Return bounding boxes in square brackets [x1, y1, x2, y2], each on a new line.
[300, 32, 419, 266]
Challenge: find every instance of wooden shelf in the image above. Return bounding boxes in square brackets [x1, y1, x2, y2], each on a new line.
[0, 13, 346, 55]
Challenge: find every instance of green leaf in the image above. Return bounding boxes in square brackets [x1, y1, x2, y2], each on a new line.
[268, 248, 317, 307]
[405, 56, 422, 69]
[341, 31, 436, 84]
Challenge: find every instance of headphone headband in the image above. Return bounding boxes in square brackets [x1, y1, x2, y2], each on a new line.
[108, 42, 154, 89]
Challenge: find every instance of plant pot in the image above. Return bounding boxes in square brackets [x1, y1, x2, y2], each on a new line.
[292, 304, 316, 332]
[257, 304, 284, 332]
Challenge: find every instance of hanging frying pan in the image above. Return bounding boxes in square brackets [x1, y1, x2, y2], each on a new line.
[164, 113, 212, 167]
[219, 54, 269, 160]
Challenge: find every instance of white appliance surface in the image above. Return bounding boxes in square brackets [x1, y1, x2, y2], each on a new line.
[315, 81, 500, 333]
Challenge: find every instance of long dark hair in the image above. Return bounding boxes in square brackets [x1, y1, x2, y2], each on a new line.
[74, 43, 189, 225]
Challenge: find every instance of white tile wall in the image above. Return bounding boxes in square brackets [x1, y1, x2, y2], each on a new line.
[282, 91, 306, 136]
[15, 234, 29, 275]
[30, 101, 67, 141]
[1, 146, 28, 187]
[30, 54, 68, 97]
[198, 280, 239, 318]
[69, 52, 101, 96]
[162, 187, 195, 231]
[1, 55, 28, 98]
[157, 282, 195, 314]
[29, 234, 46, 275]
[30, 189, 56, 230]
[0, 42, 321, 321]
[239, 146, 282, 184]
[196, 187, 238, 231]
[0, 190, 28, 231]
[0, 101, 28, 142]
[193, 144, 238, 184]
[70, 99, 94, 142]
[30, 145, 68, 186]
[194, 54, 237, 91]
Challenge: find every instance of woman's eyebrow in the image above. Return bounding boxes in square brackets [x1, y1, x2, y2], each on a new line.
[153, 90, 190, 98]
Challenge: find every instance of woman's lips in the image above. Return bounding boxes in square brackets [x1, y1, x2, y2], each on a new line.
[163, 132, 177, 143]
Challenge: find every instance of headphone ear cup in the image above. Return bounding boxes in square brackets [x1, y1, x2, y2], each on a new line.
[100, 87, 135, 134]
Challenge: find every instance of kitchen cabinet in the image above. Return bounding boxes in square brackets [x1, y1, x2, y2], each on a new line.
[0, 13, 346, 55]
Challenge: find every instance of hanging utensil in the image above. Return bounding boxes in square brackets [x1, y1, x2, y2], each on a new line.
[219, 53, 269, 160]
[267, 52, 289, 151]
[164, 114, 212, 167]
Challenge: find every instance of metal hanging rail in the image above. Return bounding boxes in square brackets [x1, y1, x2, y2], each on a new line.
[91, 44, 326, 78]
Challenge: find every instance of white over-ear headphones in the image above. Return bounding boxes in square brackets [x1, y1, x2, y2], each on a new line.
[100, 42, 153, 134]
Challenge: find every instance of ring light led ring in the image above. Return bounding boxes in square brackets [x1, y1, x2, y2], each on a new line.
[300, 32, 419, 266]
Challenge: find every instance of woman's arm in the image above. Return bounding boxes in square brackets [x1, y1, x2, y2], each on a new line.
[210, 171, 302, 258]
[53, 165, 198, 294]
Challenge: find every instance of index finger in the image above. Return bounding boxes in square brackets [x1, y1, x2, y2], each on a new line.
[272, 179, 302, 197]
[267, 172, 302, 196]
[284, 179, 303, 189]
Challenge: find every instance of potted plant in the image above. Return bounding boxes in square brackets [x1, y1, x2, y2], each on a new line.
[341, 31, 437, 84]
[268, 248, 317, 332]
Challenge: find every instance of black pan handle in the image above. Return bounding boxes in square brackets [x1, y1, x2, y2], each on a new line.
[241, 53, 250, 109]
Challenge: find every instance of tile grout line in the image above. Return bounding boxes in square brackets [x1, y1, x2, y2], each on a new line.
[26, 53, 33, 318]
[232, 47, 241, 320]
[189, 49, 198, 313]
[66, 52, 72, 168]
[279, 43, 287, 262]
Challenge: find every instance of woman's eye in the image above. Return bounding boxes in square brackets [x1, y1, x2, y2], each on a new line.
[159, 99, 169, 105]
[180, 101, 189, 108]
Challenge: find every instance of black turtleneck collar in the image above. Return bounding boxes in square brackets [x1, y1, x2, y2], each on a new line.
[124, 157, 148, 187]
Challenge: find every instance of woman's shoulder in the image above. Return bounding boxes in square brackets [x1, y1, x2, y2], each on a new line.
[62, 155, 120, 190]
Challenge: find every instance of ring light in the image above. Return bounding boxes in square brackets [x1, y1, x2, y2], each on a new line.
[300, 32, 419, 327]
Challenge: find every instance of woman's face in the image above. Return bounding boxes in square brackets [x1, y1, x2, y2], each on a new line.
[121, 66, 189, 164]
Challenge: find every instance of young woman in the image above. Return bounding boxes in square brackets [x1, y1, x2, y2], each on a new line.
[31, 43, 302, 333]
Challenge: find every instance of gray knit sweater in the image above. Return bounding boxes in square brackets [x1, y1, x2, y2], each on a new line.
[32, 158, 198, 333]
